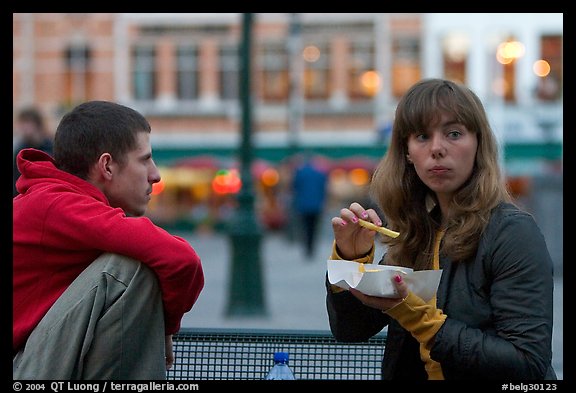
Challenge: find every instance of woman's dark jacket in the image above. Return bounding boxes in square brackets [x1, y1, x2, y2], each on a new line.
[326, 202, 556, 380]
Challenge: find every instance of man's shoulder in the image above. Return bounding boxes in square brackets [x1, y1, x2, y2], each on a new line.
[16, 181, 110, 216]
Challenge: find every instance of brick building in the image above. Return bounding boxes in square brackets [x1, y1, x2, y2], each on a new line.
[12, 13, 424, 141]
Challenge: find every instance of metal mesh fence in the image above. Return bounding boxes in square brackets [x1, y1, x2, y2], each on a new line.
[168, 328, 386, 380]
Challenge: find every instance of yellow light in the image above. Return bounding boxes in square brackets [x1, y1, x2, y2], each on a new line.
[496, 41, 525, 65]
[302, 45, 320, 62]
[191, 183, 211, 200]
[533, 59, 551, 77]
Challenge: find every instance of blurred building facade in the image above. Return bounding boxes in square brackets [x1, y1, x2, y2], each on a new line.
[13, 13, 562, 148]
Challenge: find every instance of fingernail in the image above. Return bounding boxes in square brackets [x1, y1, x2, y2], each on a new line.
[351, 216, 358, 223]
[394, 275, 402, 283]
[340, 221, 347, 226]
[362, 211, 368, 218]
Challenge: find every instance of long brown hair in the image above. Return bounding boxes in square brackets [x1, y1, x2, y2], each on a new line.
[370, 78, 513, 269]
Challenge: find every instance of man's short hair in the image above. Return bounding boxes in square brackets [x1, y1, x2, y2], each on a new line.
[54, 101, 151, 179]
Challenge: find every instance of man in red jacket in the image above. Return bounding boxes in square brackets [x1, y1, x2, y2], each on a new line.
[13, 101, 204, 380]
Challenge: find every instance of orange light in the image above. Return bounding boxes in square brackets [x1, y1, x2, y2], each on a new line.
[533, 59, 551, 77]
[261, 168, 279, 187]
[360, 70, 381, 96]
[151, 179, 165, 195]
[349, 168, 370, 186]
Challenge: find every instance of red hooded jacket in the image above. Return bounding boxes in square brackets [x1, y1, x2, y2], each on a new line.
[13, 149, 204, 353]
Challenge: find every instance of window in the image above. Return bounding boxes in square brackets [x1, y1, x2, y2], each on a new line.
[502, 58, 517, 103]
[348, 40, 376, 100]
[442, 32, 469, 84]
[258, 42, 289, 102]
[494, 37, 524, 103]
[63, 44, 91, 104]
[177, 46, 199, 100]
[392, 36, 421, 98]
[303, 42, 330, 100]
[132, 46, 156, 101]
[219, 44, 239, 101]
[537, 34, 562, 101]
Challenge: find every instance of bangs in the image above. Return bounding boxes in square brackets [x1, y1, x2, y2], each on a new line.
[396, 80, 478, 138]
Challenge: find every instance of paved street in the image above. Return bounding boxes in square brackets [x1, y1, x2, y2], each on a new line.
[178, 223, 564, 379]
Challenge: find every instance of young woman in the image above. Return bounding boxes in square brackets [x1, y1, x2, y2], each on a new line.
[326, 78, 556, 380]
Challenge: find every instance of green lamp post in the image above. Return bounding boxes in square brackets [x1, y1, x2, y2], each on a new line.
[225, 13, 267, 317]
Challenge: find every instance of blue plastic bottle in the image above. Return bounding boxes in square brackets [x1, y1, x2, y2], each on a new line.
[264, 351, 296, 380]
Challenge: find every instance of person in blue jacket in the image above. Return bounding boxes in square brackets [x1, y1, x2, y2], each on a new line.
[293, 154, 328, 258]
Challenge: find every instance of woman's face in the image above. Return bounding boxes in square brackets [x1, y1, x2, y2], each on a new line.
[406, 112, 478, 204]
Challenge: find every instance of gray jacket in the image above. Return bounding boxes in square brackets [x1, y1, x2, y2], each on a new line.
[326, 202, 556, 380]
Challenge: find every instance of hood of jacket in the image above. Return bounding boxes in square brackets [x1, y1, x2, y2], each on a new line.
[15, 148, 108, 204]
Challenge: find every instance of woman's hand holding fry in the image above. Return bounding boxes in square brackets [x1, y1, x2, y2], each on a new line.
[331, 202, 383, 260]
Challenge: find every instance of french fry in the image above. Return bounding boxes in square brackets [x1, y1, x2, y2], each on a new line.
[357, 218, 400, 238]
[358, 263, 380, 273]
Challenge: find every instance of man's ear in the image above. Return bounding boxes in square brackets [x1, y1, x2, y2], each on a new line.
[96, 153, 114, 181]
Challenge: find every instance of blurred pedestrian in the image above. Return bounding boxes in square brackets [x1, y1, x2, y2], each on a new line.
[376, 119, 393, 145]
[326, 78, 556, 380]
[292, 154, 328, 258]
[13, 106, 54, 196]
[13, 101, 204, 379]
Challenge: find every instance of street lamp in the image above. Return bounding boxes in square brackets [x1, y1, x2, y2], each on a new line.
[225, 13, 267, 317]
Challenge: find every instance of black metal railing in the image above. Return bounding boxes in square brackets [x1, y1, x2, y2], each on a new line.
[168, 328, 386, 380]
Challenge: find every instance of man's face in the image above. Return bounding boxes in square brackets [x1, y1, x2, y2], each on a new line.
[104, 132, 161, 216]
